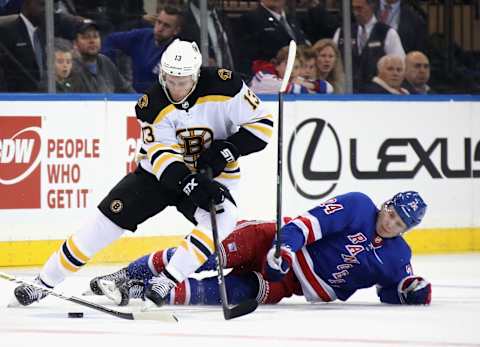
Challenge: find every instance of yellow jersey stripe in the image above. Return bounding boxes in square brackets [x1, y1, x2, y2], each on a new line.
[243, 123, 273, 139]
[197, 95, 232, 104]
[219, 173, 241, 180]
[67, 237, 89, 263]
[152, 153, 182, 175]
[225, 161, 239, 170]
[153, 104, 176, 124]
[147, 143, 181, 158]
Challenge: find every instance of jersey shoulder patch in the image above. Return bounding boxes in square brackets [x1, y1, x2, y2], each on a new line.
[135, 83, 171, 124]
[217, 68, 233, 81]
[197, 67, 243, 97]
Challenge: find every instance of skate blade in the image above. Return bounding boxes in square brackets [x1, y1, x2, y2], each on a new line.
[141, 298, 157, 312]
[81, 290, 95, 296]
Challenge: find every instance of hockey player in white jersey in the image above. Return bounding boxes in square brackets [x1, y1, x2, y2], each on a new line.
[13, 39, 273, 307]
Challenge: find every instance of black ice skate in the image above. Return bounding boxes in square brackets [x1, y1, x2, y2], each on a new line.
[14, 277, 50, 306]
[98, 278, 145, 306]
[144, 272, 177, 306]
[89, 267, 128, 295]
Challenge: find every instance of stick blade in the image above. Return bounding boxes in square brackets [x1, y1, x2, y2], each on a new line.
[223, 299, 258, 320]
[279, 40, 297, 93]
[133, 310, 178, 322]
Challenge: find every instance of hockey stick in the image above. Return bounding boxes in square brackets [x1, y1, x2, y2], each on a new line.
[0, 271, 177, 322]
[206, 168, 258, 320]
[275, 40, 297, 258]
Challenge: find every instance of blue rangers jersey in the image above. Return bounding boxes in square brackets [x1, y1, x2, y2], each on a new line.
[280, 192, 414, 304]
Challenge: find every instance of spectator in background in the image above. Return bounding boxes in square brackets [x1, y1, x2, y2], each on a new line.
[362, 54, 409, 94]
[297, 45, 317, 82]
[0, 65, 6, 91]
[403, 51, 432, 94]
[375, 0, 427, 53]
[102, 5, 183, 93]
[249, 45, 332, 95]
[301, 1, 340, 44]
[104, 0, 156, 31]
[52, 38, 75, 92]
[313, 39, 345, 93]
[333, 0, 405, 92]
[295, 45, 333, 94]
[181, 0, 236, 70]
[0, 0, 46, 92]
[70, 20, 134, 93]
[238, 0, 309, 77]
[0, 0, 23, 15]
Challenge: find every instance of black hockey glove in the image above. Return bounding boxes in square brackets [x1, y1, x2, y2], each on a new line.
[197, 140, 240, 178]
[179, 172, 229, 211]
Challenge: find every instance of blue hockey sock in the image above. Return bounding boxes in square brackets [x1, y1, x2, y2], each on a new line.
[185, 272, 260, 305]
[126, 255, 154, 281]
[126, 248, 176, 281]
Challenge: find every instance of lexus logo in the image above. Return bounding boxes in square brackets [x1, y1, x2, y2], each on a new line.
[287, 118, 342, 199]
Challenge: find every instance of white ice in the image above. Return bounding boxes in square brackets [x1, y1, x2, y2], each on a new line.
[1, 254, 479, 347]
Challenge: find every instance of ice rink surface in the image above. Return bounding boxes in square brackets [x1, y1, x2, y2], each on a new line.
[1, 253, 479, 347]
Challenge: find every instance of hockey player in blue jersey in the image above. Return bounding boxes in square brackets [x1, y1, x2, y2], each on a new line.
[92, 191, 431, 306]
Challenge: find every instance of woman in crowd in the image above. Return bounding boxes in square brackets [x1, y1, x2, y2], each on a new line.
[313, 38, 345, 93]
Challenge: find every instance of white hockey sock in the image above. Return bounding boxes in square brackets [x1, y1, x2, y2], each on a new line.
[165, 227, 214, 283]
[40, 210, 125, 287]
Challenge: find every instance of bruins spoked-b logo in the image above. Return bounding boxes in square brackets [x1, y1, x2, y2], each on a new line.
[137, 94, 148, 109]
[110, 199, 124, 213]
[176, 127, 213, 168]
[217, 68, 232, 81]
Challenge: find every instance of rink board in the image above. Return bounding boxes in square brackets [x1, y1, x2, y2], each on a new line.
[0, 94, 479, 266]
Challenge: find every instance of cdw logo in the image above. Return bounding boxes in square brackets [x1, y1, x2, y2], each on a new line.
[0, 116, 42, 209]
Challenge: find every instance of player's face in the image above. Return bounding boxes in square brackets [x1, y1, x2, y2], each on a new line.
[164, 74, 195, 102]
[376, 203, 408, 238]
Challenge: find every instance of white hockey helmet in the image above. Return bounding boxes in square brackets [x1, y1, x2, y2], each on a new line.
[159, 39, 202, 84]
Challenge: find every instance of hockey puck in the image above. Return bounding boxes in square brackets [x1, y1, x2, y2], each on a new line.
[68, 312, 84, 318]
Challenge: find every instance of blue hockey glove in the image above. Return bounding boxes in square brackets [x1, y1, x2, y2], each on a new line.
[180, 172, 229, 211]
[398, 276, 432, 305]
[265, 246, 294, 282]
[197, 140, 240, 178]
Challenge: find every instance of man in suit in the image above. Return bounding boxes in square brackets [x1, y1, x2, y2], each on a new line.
[0, 0, 46, 92]
[375, 0, 427, 53]
[333, 0, 405, 92]
[237, 0, 309, 76]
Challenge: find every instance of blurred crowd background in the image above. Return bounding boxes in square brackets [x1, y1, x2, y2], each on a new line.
[0, 0, 478, 95]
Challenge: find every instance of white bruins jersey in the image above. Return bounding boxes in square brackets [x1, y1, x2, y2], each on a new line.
[135, 67, 273, 189]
